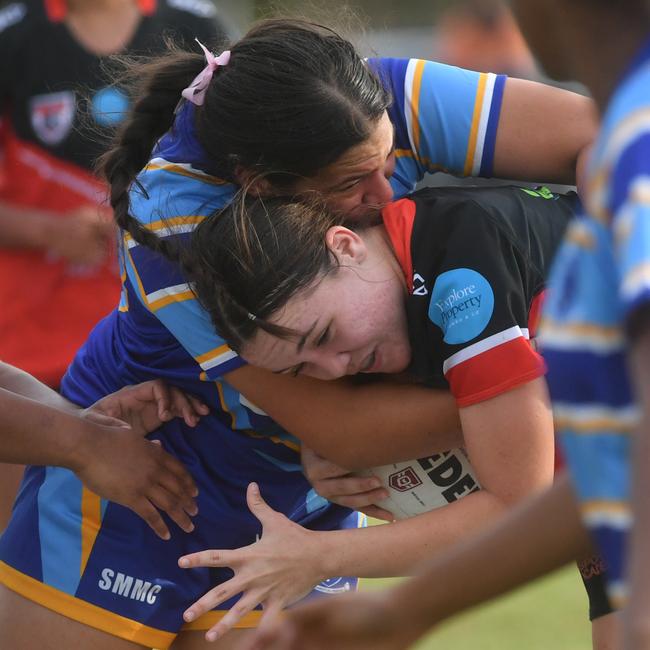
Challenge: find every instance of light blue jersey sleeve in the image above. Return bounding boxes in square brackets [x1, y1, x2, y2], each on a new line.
[368, 58, 507, 198]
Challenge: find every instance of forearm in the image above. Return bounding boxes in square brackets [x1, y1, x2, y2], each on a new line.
[316, 490, 513, 579]
[0, 362, 76, 409]
[0, 201, 60, 250]
[391, 474, 592, 631]
[0, 389, 87, 468]
[227, 365, 461, 468]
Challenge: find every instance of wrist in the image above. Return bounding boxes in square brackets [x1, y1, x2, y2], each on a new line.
[58, 412, 97, 474]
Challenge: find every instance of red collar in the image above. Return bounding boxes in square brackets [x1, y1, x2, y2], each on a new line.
[45, 0, 157, 22]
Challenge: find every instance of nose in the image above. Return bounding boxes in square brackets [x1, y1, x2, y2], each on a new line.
[362, 170, 393, 206]
[308, 350, 352, 380]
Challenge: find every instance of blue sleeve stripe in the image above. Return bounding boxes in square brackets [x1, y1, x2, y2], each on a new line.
[479, 74, 506, 177]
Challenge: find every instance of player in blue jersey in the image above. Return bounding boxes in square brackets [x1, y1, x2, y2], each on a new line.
[0, 17, 598, 650]
[243, 3, 650, 650]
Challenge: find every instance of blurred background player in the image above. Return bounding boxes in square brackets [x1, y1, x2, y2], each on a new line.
[433, 0, 537, 79]
[0, 0, 230, 530]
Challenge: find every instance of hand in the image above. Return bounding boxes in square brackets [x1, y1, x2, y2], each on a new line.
[85, 379, 210, 436]
[178, 483, 323, 642]
[301, 446, 394, 521]
[71, 418, 199, 541]
[46, 206, 116, 267]
[241, 589, 422, 650]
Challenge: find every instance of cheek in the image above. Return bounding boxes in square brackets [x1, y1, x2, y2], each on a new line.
[325, 192, 364, 215]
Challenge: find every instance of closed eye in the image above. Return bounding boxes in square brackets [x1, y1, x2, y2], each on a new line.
[316, 325, 330, 347]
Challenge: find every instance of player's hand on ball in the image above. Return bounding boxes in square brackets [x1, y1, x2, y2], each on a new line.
[301, 446, 394, 521]
[241, 589, 420, 650]
[178, 483, 322, 643]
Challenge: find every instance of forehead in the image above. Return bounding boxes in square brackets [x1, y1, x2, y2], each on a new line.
[312, 112, 394, 182]
[242, 275, 338, 368]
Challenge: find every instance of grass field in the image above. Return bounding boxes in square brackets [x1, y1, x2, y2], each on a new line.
[360, 564, 592, 649]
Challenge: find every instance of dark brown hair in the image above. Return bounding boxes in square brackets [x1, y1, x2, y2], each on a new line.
[99, 18, 391, 263]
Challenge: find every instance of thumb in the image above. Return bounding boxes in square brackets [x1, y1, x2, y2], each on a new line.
[246, 482, 276, 526]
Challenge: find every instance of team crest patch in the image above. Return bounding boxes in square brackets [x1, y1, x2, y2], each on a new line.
[428, 268, 494, 344]
[30, 91, 76, 146]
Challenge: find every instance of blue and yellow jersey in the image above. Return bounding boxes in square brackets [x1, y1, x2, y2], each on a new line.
[368, 58, 506, 196]
[539, 37, 650, 607]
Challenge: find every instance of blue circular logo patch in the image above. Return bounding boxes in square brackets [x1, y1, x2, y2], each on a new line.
[91, 87, 129, 126]
[428, 268, 494, 344]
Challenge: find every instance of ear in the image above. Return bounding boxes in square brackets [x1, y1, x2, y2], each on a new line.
[325, 226, 367, 266]
[233, 165, 275, 197]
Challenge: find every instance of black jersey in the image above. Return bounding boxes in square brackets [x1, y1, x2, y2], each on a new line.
[382, 185, 576, 406]
[0, 0, 228, 174]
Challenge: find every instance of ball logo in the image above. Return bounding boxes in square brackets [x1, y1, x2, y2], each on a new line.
[428, 268, 494, 344]
[388, 467, 422, 492]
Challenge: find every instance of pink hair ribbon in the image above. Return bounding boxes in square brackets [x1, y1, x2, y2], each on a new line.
[181, 39, 231, 106]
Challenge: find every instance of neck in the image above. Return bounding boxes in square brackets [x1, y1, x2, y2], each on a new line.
[566, 8, 650, 111]
[366, 224, 409, 293]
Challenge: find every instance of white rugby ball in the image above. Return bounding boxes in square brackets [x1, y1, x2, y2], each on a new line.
[362, 449, 480, 520]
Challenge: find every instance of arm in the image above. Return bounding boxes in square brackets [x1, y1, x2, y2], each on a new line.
[179, 378, 555, 638]
[247, 473, 592, 650]
[225, 365, 462, 468]
[493, 78, 597, 185]
[0, 363, 207, 539]
[623, 316, 650, 648]
[0, 201, 115, 266]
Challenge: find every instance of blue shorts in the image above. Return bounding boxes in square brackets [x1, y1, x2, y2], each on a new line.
[0, 416, 361, 648]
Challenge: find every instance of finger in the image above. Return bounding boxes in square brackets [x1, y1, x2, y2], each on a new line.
[130, 499, 171, 541]
[182, 577, 244, 622]
[178, 548, 236, 569]
[155, 471, 199, 516]
[186, 392, 210, 416]
[314, 475, 384, 499]
[249, 604, 287, 650]
[246, 482, 277, 527]
[357, 505, 395, 522]
[204, 592, 264, 642]
[146, 485, 195, 533]
[167, 386, 199, 427]
[303, 457, 350, 482]
[149, 380, 172, 421]
[325, 487, 390, 510]
[155, 452, 200, 501]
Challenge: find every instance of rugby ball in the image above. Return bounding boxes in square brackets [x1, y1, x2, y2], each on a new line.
[362, 448, 480, 520]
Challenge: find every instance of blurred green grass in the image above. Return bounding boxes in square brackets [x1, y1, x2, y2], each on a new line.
[360, 559, 591, 649]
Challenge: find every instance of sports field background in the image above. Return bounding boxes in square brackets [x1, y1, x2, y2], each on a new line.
[360, 565, 591, 649]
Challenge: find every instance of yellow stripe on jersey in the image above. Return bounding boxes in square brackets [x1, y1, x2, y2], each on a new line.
[147, 288, 196, 312]
[80, 488, 102, 575]
[143, 161, 229, 185]
[463, 73, 488, 176]
[215, 380, 236, 429]
[141, 215, 207, 233]
[0, 562, 176, 648]
[409, 60, 426, 155]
